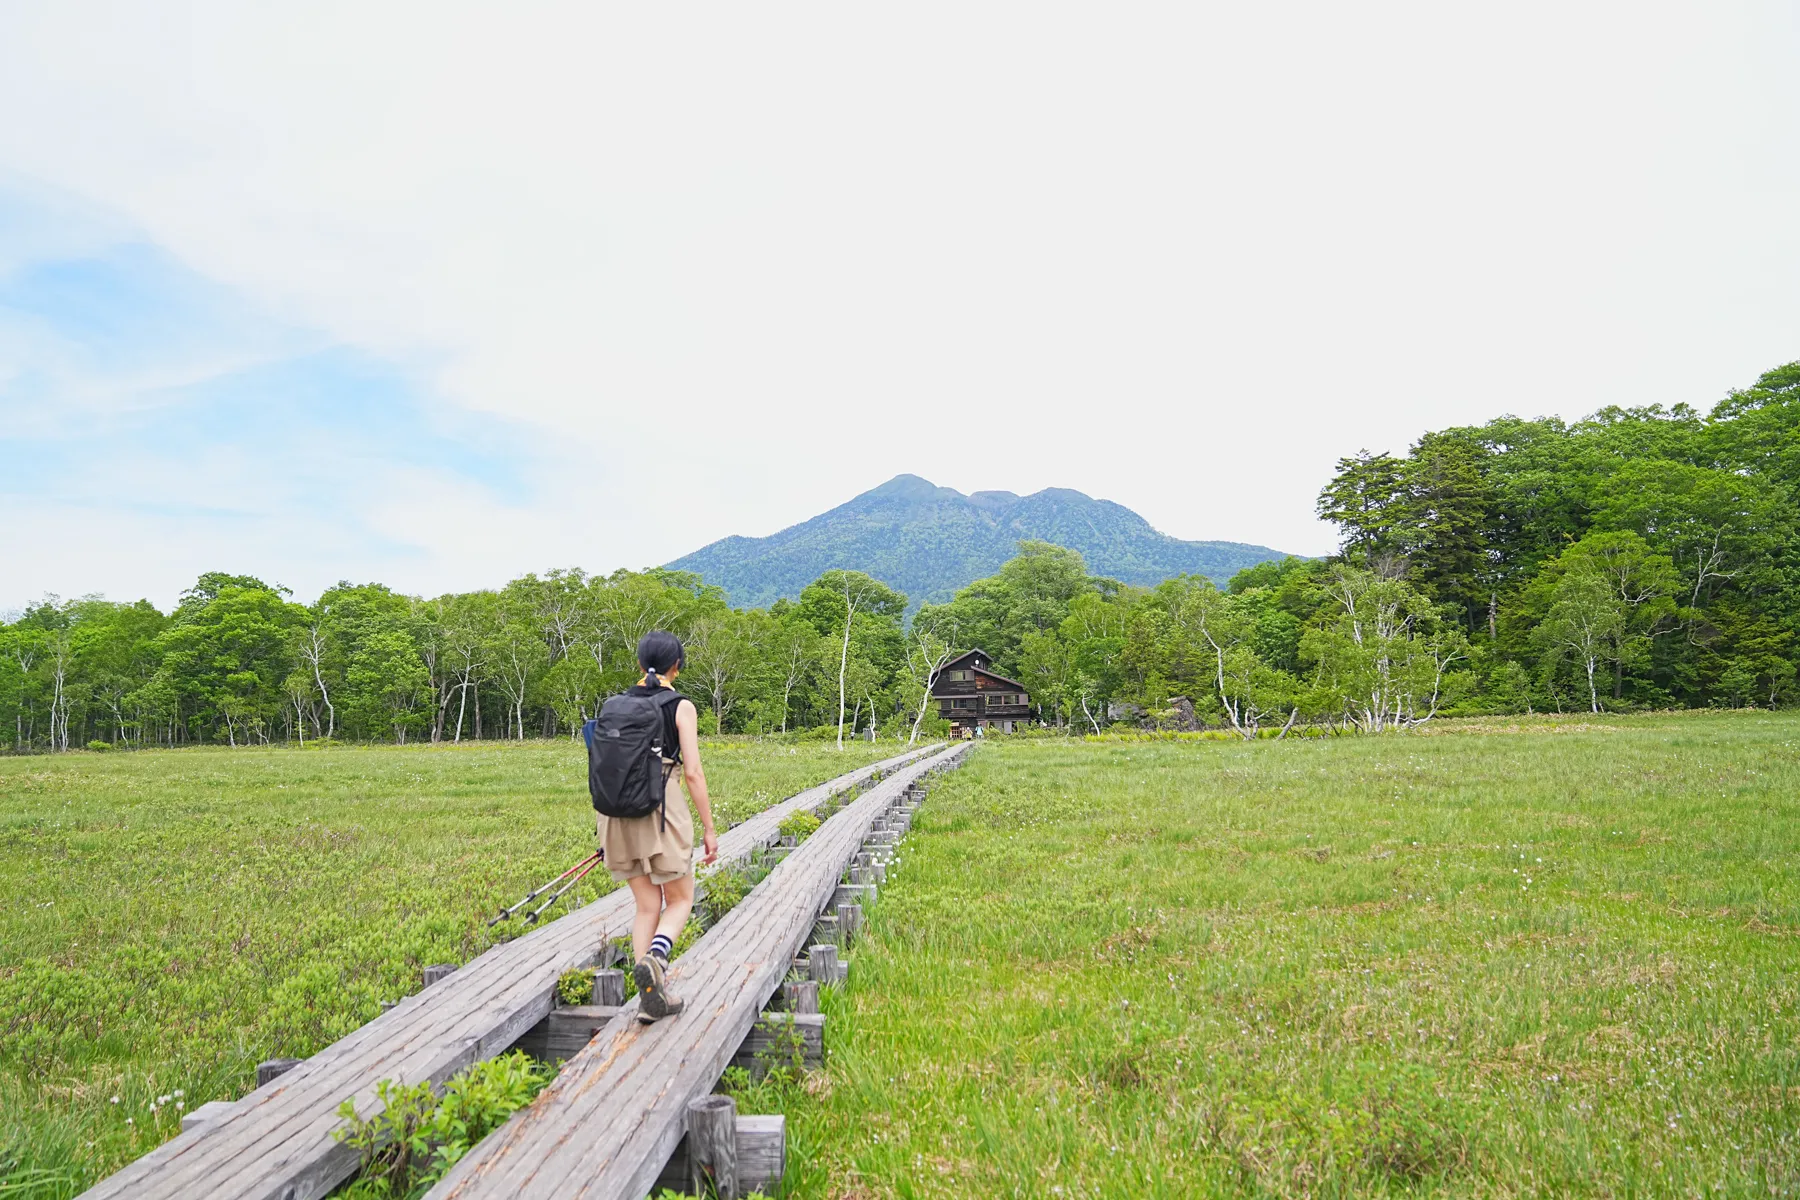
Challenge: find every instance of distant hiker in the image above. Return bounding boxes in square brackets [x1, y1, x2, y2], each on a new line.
[584, 631, 719, 1022]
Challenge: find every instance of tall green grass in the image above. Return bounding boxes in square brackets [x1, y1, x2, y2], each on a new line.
[772, 712, 1800, 1198]
[0, 737, 893, 1195]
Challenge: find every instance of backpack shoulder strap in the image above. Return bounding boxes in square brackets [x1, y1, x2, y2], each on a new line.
[653, 689, 684, 710]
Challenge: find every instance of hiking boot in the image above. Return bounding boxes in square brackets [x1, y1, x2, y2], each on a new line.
[634, 954, 684, 1023]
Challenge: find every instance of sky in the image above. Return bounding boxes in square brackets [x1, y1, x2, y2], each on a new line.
[3, 2, 1798, 614]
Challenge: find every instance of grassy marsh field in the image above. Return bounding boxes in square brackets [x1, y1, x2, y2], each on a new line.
[0, 736, 895, 1195]
[755, 713, 1800, 1198]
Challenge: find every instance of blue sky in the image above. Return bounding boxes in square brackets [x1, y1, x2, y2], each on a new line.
[2, 3, 1797, 615]
[1, 183, 542, 609]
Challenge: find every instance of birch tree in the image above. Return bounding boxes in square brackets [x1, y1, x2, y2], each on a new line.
[799, 571, 906, 749]
[1532, 566, 1623, 713]
[1301, 567, 1469, 732]
[295, 622, 335, 738]
[901, 612, 959, 743]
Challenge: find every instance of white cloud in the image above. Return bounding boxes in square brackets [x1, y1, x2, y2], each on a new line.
[2, 1, 1797, 603]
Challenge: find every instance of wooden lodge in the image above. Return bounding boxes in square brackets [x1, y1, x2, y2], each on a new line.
[930, 649, 1033, 737]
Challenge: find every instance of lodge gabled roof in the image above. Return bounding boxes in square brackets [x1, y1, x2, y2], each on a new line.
[930, 648, 1029, 693]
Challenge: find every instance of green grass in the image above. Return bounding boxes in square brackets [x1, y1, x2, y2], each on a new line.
[762, 712, 1800, 1198]
[0, 736, 895, 1195]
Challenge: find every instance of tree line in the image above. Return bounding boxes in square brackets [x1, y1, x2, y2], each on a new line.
[915, 360, 1798, 731]
[3, 360, 1795, 752]
[0, 566, 932, 752]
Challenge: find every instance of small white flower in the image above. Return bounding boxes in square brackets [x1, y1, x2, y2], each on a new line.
[111, 1096, 120, 1104]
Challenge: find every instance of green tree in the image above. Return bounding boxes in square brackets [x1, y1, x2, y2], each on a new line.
[1532, 564, 1623, 713]
[797, 570, 906, 749]
[1301, 568, 1470, 731]
[154, 581, 308, 745]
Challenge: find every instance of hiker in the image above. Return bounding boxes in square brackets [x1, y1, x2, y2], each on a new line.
[587, 631, 719, 1022]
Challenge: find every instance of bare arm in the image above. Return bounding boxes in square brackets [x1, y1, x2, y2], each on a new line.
[675, 699, 718, 863]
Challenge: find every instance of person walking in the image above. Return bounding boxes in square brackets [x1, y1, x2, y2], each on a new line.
[589, 631, 719, 1022]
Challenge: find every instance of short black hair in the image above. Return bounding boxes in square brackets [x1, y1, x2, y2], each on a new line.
[637, 630, 684, 676]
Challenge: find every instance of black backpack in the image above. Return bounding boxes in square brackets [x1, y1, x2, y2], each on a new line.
[584, 689, 683, 827]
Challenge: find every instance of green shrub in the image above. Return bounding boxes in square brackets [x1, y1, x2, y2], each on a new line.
[777, 810, 820, 843]
[334, 1052, 550, 1197]
[698, 866, 752, 926]
[85, 740, 111, 752]
[554, 969, 592, 1006]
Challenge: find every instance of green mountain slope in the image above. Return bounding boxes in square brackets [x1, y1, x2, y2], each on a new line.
[666, 474, 1293, 607]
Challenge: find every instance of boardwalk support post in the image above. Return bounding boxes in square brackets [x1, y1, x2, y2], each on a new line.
[255, 1058, 300, 1088]
[687, 1094, 738, 1200]
[782, 980, 820, 1015]
[809, 943, 841, 987]
[592, 968, 624, 1007]
[836, 901, 863, 941]
[422, 964, 457, 987]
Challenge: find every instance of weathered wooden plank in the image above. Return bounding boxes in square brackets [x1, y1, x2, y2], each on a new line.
[180, 1101, 234, 1134]
[507, 1005, 625, 1064]
[78, 745, 938, 1200]
[425, 743, 968, 1200]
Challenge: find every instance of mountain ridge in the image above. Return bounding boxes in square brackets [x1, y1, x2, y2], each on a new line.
[665, 474, 1293, 608]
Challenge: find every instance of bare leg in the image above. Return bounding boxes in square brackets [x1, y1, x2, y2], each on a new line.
[626, 875, 662, 962]
[655, 875, 696, 945]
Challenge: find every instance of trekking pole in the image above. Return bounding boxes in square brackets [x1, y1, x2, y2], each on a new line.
[524, 853, 606, 925]
[488, 851, 601, 927]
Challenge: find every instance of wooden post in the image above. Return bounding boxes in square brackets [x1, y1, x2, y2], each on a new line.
[654, 1116, 786, 1196]
[809, 943, 840, 987]
[782, 980, 820, 1015]
[592, 968, 625, 1007]
[837, 900, 863, 941]
[687, 1094, 739, 1200]
[834, 882, 874, 910]
[256, 1058, 300, 1088]
[811, 913, 840, 944]
[422, 964, 456, 987]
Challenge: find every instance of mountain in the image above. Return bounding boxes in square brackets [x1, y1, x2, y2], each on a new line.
[665, 474, 1294, 608]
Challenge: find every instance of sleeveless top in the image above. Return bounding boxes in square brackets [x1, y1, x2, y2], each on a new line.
[626, 684, 686, 763]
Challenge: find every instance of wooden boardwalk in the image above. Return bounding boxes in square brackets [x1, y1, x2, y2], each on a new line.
[78, 745, 938, 1200]
[427, 741, 969, 1200]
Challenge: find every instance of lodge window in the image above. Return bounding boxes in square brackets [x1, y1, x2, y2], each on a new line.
[946, 669, 973, 682]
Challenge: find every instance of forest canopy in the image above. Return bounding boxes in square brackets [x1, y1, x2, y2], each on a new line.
[4, 361, 1796, 752]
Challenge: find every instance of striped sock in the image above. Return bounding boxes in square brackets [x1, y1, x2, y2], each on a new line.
[648, 934, 673, 962]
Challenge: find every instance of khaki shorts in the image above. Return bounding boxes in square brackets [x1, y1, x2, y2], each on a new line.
[596, 770, 694, 885]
